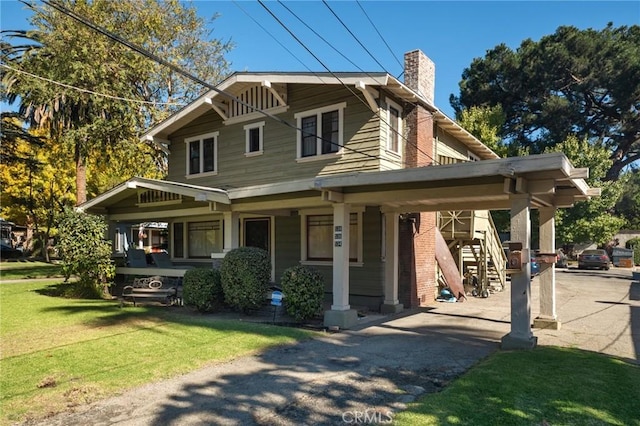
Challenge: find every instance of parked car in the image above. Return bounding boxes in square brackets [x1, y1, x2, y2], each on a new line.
[0, 243, 22, 260]
[578, 249, 610, 270]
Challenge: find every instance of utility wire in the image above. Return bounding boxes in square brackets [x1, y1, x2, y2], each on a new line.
[322, 1, 387, 72]
[231, 0, 315, 74]
[0, 63, 185, 106]
[355, 0, 404, 79]
[323, 1, 440, 164]
[277, 1, 374, 78]
[271, 1, 438, 165]
[41, 0, 380, 161]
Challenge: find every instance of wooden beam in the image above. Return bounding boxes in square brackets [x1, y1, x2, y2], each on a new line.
[515, 177, 527, 194]
[342, 182, 507, 205]
[355, 81, 379, 112]
[528, 179, 556, 194]
[322, 190, 344, 203]
[205, 97, 228, 120]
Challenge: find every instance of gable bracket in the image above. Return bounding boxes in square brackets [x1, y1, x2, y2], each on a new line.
[205, 97, 229, 121]
[262, 81, 288, 107]
[355, 81, 380, 112]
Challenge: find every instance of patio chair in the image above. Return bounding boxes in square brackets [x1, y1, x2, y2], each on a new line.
[126, 249, 148, 268]
[150, 252, 194, 269]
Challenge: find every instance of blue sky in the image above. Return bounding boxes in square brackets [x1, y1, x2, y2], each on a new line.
[1, 1, 639, 118]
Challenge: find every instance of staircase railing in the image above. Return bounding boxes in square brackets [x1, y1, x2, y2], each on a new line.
[485, 213, 507, 288]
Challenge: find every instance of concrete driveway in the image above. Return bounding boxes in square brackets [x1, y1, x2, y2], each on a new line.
[26, 267, 639, 425]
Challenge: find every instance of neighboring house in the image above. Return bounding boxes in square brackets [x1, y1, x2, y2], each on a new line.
[81, 50, 596, 333]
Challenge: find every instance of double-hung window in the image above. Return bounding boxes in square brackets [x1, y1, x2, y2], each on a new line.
[185, 132, 218, 177]
[386, 99, 403, 154]
[244, 121, 264, 156]
[295, 102, 346, 160]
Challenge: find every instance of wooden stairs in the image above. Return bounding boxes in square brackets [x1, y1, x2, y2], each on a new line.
[438, 210, 507, 297]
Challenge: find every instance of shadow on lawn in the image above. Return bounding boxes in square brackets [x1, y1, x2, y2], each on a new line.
[395, 346, 640, 425]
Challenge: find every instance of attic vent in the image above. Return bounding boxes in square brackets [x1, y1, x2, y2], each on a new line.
[229, 84, 287, 119]
[138, 190, 182, 205]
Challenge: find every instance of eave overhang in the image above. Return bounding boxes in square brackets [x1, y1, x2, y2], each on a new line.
[313, 153, 599, 211]
[78, 177, 230, 214]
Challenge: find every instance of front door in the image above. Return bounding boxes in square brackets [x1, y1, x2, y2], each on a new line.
[244, 218, 270, 252]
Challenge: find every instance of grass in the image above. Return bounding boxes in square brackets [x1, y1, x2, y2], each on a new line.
[0, 278, 315, 424]
[395, 346, 640, 425]
[0, 260, 63, 280]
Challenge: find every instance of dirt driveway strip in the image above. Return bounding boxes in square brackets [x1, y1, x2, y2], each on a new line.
[23, 268, 638, 426]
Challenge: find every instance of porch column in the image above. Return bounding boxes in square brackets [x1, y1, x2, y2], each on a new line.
[533, 207, 561, 330]
[382, 212, 403, 313]
[223, 211, 239, 251]
[324, 203, 358, 329]
[501, 194, 537, 350]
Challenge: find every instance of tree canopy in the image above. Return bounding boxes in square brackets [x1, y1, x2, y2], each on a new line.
[451, 24, 640, 181]
[1, 0, 233, 204]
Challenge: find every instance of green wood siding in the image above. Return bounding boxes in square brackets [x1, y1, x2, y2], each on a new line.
[273, 207, 383, 300]
[166, 84, 384, 188]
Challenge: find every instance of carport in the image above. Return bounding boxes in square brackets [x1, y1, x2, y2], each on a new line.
[314, 152, 600, 349]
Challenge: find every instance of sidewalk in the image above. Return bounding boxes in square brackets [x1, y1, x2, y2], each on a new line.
[23, 267, 639, 425]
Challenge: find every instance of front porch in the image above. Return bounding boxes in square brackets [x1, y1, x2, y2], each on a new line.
[80, 153, 598, 349]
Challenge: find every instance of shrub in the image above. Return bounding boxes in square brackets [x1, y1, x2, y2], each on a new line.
[57, 208, 114, 297]
[183, 268, 223, 313]
[280, 265, 325, 322]
[220, 247, 271, 312]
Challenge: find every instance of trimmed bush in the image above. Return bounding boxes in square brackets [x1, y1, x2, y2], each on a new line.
[220, 247, 271, 312]
[183, 268, 223, 313]
[280, 265, 325, 322]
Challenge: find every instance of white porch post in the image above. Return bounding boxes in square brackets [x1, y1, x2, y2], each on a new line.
[501, 194, 538, 349]
[324, 203, 358, 329]
[223, 211, 240, 251]
[382, 212, 403, 313]
[534, 207, 561, 329]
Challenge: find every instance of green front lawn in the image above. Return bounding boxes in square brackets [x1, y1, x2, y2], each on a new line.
[0, 260, 63, 280]
[0, 279, 314, 424]
[396, 346, 640, 425]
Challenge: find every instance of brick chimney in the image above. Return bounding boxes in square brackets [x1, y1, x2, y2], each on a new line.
[397, 50, 438, 309]
[404, 49, 435, 105]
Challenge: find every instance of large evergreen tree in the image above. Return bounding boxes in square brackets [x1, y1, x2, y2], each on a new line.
[1, 0, 233, 204]
[451, 24, 640, 181]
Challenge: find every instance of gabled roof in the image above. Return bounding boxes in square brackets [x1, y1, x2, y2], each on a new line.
[78, 177, 230, 212]
[142, 71, 499, 160]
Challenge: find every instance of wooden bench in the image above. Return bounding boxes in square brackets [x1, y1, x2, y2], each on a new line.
[120, 276, 180, 307]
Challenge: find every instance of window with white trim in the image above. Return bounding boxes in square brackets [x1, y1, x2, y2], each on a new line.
[386, 98, 403, 154]
[185, 132, 218, 177]
[244, 121, 264, 156]
[188, 220, 222, 258]
[295, 102, 346, 160]
[300, 208, 363, 264]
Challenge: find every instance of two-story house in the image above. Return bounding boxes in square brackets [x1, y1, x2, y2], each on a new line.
[81, 50, 596, 340]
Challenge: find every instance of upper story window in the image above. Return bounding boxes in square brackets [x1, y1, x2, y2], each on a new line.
[244, 121, 265, 157]
[386, 98, 403, 154]
[185, 132, 218, 178]
[295, 102, 346, 161]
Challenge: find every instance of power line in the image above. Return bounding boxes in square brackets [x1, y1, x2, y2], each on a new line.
[321, 1, 387, 72]
[355, 0, 404, 78]
[41, 0, 380, 161]
[231, 0, 315, 74]
[0, 63, 185, 106]
[267, 1, 438, 165]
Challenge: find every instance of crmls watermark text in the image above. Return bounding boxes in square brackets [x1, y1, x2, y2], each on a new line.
[342, 409, 394, 424]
